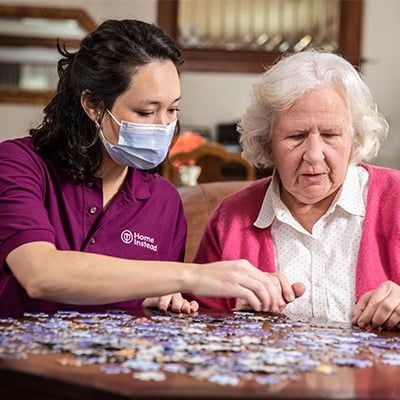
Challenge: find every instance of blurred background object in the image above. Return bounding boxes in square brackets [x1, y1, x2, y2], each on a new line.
[169, 130, 207, 163]
[159, 0, 360, 73]
[216, 121, 240, 153]
[163, 141, 256, 185]
[178, 164, 202, 186]
[177, 0, 340, 54]
[166, 130, 206, 186]
[0, 4, 97, 104]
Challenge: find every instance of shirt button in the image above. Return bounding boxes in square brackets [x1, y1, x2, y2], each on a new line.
[89, 206, 97, 214]
[89, 238, 96, 245]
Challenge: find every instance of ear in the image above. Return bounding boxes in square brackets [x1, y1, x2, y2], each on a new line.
[80, 91, 102, 125]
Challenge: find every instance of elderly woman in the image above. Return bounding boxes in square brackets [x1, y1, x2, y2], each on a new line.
[193, 51, 400, 329]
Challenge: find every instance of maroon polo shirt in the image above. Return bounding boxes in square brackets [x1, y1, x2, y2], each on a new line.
[0, 137, 186, 315]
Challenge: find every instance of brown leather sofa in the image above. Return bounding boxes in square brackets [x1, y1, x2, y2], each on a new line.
[178, 181, 252, 262]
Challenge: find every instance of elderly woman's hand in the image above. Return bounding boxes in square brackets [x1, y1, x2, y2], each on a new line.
[234, 272, 305, 313]
[352, 281, 400, 329]
[142, 293, 199, 314]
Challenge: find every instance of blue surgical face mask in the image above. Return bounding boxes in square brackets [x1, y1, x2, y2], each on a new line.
[98, 109, 177, 170]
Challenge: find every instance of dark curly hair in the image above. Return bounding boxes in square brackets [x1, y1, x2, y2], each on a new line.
[29, 19, 183, 183]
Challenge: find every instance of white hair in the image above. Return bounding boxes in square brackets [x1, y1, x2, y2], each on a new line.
[238, 50, 388, 169]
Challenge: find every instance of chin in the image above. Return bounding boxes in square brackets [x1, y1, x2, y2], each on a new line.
[300, 190, 334, 204]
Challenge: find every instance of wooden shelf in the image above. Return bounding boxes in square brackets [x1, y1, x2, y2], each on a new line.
[158, 0, 363, 73]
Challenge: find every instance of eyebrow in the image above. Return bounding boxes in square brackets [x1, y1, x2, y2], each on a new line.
[138, 96, 181, 106]
[285, 124, 344, 132]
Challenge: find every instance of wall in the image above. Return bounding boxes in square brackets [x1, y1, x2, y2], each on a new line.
[1, 0, 399, 169]
[361, 0, 400, 168]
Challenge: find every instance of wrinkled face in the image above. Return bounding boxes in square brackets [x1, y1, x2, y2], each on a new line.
[101, 60, 181, 144]
[270, 85, 353, 208]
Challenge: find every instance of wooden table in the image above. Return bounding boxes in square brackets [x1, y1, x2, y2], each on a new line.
[0, 309, 399, 400]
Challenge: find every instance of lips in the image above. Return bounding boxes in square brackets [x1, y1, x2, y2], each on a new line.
[299, 172, 328, 183]
[300, 172, 327, 177]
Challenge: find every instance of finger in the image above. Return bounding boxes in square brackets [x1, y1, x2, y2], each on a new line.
[243, 266, 285, 312]
[384, 306, 400, 329]
[232, 261, 282, 311]
[158, 295, 173, 312]
[371, 296, 399, 328]
[233, 298, 251, 311]
[262, 277, 286, 313]
[142, 297, 158, 308]
[171, 294, 183, 313]
[355, 290, 390, 328]
[180, 299, 191, 314]
[246, 279, 273, 311]
[190, 300, 199, 313]
[237, 286, 263, 312]
[292, 282, 306, 299]
[352, 291, 373, 324]
[273, 272, 295, 303]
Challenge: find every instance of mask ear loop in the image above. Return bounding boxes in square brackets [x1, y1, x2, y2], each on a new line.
[106, 109, 122, 127]
[96, 112, 116, 147]
[96, 120, 108, 144]
[98, 109, 122, 146]
[95, 108, 110, 143]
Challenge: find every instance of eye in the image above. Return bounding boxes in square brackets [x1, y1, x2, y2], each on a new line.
[289, 133, 306, 140]
[322, 132, 340, 138]
[136, 111, 154, 117]
[168, 107, 180, 114]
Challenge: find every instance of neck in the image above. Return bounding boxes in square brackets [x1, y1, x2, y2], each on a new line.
[281, 190, 337, 233]
[96, 152, 129, 208]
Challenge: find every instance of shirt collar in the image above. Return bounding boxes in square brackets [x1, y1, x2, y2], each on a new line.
[254, 164, 365, 229]
[254, 170, 281, 229]
[333, 164, 365, 217]
[124, 168, 151, 200]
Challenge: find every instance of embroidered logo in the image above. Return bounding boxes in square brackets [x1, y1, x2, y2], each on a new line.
[121, 229, 133, 244]
[121, 230, 158, 252]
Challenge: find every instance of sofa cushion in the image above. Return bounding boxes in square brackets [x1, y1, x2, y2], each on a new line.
[178, 181, 252, 262]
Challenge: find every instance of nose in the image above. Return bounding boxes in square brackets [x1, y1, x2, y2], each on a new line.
[303, 134, 325, 164]
[154, 112, 172, 126]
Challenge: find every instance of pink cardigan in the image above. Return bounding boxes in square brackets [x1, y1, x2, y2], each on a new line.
[192, 164, 400, 310]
